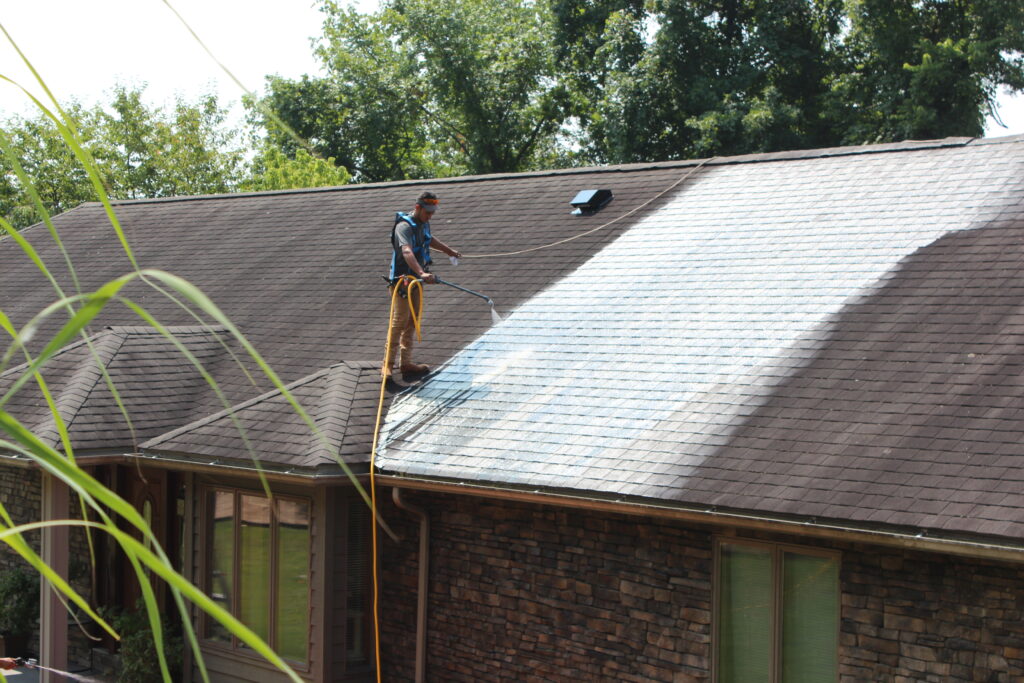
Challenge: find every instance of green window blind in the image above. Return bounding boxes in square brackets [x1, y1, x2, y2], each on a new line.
[276, 498, 311, 662]
[239, 494, 272, 645]
[717, 541, 838, 683]
[719, 543, 772, 683]
[781, 552, 838, 683]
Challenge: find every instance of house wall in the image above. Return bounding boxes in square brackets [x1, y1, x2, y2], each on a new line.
[378, 492, 713, 682]
[378, 491, 1024, 682]
[0, 463, 41, 567]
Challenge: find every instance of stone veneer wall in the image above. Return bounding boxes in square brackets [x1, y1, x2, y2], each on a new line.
[379, 492, 714, 683]
[379, 491, 1024, 682]
[840, 543, 1024, 682]
[0, 464, 41, 567]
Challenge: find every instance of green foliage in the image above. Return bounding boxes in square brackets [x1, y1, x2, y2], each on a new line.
[242, 144, 351, 192]
[562, 0, 1024, 162]
[253, 0, 1023, 172]
[1, 86, 246, 229]
[0, 102, 102, 228]
[0, 565, 40, 637]
[107, 601, 184, 683]
[95, 87, 246, 199]
[253, 0, 573, 181]
[831, 0, 1024, 142]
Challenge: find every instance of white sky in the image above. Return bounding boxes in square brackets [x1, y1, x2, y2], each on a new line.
[1, 0, 1022, 138]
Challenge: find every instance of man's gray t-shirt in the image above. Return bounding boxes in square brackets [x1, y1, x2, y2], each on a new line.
[394, 220, 419, 248]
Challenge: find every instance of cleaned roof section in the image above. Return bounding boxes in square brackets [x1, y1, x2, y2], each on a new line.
[379, 137, 1024, 542]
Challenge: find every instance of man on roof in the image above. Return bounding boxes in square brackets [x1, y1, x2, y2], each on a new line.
[384, 191, 461, 378]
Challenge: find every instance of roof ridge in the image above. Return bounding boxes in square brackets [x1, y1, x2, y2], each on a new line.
[67, 136, 989, 210]
[45, 328, 127, 446]
[308, 362, 365, 464]
[141, 362, 353, 450]
[103, 324, 228, 336]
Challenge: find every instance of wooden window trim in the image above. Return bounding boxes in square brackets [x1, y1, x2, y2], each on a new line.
[199, 485, 313, 672]
[712, 536, 840, 683]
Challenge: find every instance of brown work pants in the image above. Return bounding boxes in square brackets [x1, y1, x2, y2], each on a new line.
[384, 285, 423, 371]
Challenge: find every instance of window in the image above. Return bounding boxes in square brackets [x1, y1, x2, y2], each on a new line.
[715, 540, 839, 683]
[203, 488, 311, 663]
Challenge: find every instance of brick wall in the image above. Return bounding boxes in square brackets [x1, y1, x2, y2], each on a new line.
[379, 491, 1024, 682]
[379, 493, 712, 683]
[841, 544, 1024, 682]
[0, 464, 41, 568]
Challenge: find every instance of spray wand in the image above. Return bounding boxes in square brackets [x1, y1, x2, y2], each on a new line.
[434, 277, 503, 324]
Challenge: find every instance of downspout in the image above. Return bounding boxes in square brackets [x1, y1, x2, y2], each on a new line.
[392, 488, 429, 683]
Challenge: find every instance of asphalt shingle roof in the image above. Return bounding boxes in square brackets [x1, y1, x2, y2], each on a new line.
[1, 161, 692, 460]
[0, 326, 229, 451]
[379, 135, 1024, 542]
[142, 361, 383, 469]
[6, 135, 1024, 544]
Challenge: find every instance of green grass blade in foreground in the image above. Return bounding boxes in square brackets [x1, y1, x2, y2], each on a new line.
[0, 495, 114, 638]
[0, 128, 82, 294]
[0, 292, 93, 377]
[109, 524, 303, 683]
[0, 424, 198, 676]
[0, 215, 67, 306]
[137, 271, 386, 521]
[0, 421, 211, 681]
[119, 296, 268, 499]
[0, 276, 132, 408]
[0, 75, 138, 271]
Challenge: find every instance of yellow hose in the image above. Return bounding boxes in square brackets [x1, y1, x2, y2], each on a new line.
[369, 274, 423, 681]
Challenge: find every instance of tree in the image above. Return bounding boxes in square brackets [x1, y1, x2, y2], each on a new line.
[0, 102, 102, 228]
[1, 87, 246, 229]
[94, 87, 246, 199]
[559, 0, 1024, 162]
[242, 144, 351, 192]
[252, 0, 1023, 174]
[582, 0, 846, 162]
[831, 0, 1024, 142]
[253, 0, 573, 182]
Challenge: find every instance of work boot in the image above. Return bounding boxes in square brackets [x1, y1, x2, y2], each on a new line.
[400, 362, 430, 376]
[381, 365, 393, 378]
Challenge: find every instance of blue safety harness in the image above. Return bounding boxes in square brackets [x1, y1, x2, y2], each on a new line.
[389, 211, 432, 282]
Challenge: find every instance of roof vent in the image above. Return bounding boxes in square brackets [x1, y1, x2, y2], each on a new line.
[570, 189, 613, 215]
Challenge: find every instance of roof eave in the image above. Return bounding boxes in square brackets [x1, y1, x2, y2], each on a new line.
[375, 473, 1024, 564]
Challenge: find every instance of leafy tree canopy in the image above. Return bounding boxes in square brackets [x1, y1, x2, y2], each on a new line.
[570, 0, 1024, 162]
[254, 0, 1024, 173]
[1, 86, 353, 230]
[253, 0, 574, 182]
[1, 86, 246, 229]
[242, 144, 352, 192]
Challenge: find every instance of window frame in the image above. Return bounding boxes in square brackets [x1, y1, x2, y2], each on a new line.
[712, 536, 840, 683]
[200, 485, 313, 669]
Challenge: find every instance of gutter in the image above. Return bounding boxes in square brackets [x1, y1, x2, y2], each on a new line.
[36, 452, 370, 484]
[375, 474, 1024, 565]
[391, 488, 429, 683]
[12, 451, 1022, 562]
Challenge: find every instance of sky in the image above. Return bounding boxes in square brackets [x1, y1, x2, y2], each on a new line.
[0, 0, 1022, 138]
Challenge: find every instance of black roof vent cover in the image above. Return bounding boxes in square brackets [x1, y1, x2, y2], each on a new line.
[570, 189, 613, 215]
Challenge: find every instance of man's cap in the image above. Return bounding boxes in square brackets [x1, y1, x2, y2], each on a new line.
[417, 192, 439, 212]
